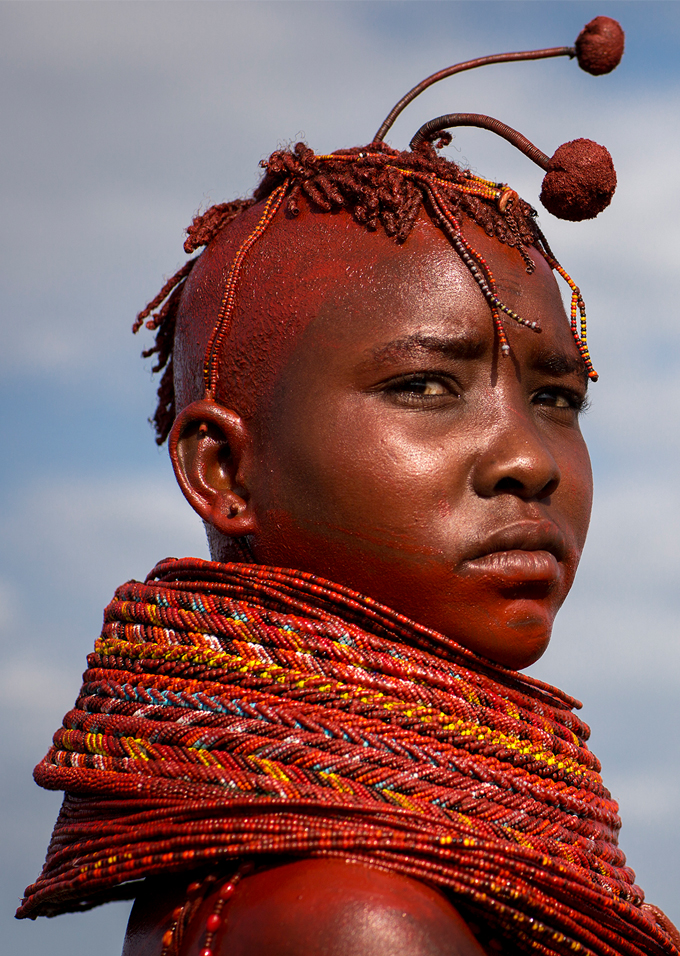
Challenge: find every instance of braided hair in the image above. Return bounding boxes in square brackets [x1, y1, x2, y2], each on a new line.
[134, 140, 591, 445]
[133, 15, 626, 444]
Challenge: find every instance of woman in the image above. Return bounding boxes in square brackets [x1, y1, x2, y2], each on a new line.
[18, 16, 680, 956]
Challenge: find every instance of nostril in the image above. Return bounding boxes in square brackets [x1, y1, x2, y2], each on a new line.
[540, 477, 560, 499]
[494, 476, 525, 494]
[493, 474, 559, 499]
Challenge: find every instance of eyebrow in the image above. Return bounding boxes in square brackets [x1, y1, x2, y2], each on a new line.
[531, 349, 589, 383]
[365, 332, 487, 366]
[362, 332, 589, 385]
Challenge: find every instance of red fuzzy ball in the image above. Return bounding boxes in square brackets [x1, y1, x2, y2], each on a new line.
[575, 16, 625, 76]
[540, 139, 616, 221]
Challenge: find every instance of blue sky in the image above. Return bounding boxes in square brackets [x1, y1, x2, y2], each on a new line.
[2, 2, 679, 952]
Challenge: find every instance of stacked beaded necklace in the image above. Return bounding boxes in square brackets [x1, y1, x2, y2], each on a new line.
[20, 17, 676, 955]
[18, 558, 679, 956]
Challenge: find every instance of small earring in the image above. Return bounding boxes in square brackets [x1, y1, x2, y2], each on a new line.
[228, 503, 242, 518]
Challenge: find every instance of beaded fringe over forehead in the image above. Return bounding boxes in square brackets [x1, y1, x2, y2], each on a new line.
[19, 558, 677, 956]
[135, 142, 596, 445]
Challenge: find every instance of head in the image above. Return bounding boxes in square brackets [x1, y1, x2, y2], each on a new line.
[133, 18, 626, 670]
[133, 141, 597, 672]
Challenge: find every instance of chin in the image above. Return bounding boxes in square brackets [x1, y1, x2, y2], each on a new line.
[495, 631, 551, 670]
[488, 614, 553, 670]
[442, 602, 555, 671]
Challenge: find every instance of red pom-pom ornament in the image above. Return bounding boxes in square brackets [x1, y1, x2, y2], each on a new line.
[540, 138, 617, 221]
[575, 16, 625, 76]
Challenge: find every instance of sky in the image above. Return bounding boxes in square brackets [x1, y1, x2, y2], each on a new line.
[1, 1, 679, 952]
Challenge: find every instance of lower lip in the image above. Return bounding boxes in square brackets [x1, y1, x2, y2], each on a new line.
[462, 550, 560, 584]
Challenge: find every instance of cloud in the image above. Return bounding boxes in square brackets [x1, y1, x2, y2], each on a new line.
[1, 474, 208, 605]
[0, 578, 18, 632]
[608, 770, 680, 828]
[529, 475, 680, 693]
[3, 2, 680, 947]
[4, 2, 679, 382]
[0, 474, 209, 754]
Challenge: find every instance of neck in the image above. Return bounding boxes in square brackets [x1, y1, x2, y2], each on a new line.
[207, 525, 255, 563]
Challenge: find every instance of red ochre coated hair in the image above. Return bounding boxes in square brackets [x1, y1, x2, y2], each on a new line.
[133, 140, 595, 446]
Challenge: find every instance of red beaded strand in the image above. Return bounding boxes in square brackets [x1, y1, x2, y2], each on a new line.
[160, 865, 250, 956]
[199, 867, 249, 956]
[19, 557, 680, 956]
[408, 171, 541, 355]
[203, 183, 289, 400]
[542, 254, 598, 381]
[160, 876, 213, 956]
[200, 154, 597, 401]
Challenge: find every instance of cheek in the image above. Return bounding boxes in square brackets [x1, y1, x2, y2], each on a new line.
[263, 399, 468, 544]
[560, 436, 593, 550]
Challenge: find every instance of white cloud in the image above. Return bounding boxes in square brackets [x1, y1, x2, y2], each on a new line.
[528, 476, 680, 694]
[2, 474, 209, 595]
[2, 1, 680, 943]
[0, 475, 210, 784]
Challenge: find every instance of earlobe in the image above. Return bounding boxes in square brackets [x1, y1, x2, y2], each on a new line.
[168, 400, 258, 538]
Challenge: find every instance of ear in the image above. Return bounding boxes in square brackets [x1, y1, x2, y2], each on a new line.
[168, 400, 258, 538]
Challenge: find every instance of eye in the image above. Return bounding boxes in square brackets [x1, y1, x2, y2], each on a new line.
[380, 374, 460, 406]
[532, 388, 588, 415]
[394, 377, 449, 396]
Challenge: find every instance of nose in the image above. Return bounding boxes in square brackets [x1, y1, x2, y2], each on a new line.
[471, 409, 561, 501]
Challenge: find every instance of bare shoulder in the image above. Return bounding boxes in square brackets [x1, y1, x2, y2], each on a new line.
[123, 858, 488, 956]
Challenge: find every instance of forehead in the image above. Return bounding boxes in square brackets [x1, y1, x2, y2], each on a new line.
[175, 202, 582, 415]
[271, 208, 580, 379]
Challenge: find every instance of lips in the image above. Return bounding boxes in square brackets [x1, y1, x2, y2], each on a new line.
[461, 521, 567, 585]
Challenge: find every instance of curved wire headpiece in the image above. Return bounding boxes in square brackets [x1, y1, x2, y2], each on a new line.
[377, 16, 623, 223]
[373, 46, 575, 144]
[410, 113, 550, 168]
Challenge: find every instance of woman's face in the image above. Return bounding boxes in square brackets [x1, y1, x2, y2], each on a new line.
[242, 212, 593, 670]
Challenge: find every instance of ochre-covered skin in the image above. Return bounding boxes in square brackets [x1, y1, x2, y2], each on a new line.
[126, 201, 593, 953]
[171, 203, 592, 671]
[123, 860, 487, 956]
